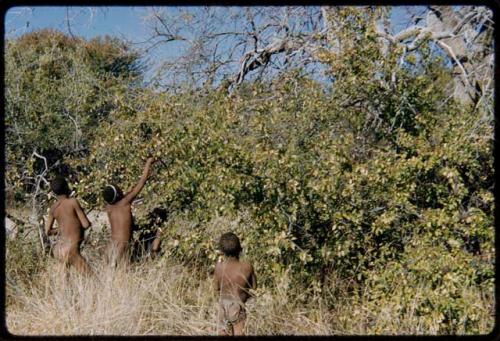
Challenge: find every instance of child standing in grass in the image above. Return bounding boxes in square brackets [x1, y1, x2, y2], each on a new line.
[102, 156, 155, 268]
[45, 176, 92, 276]
[214, 232, 257, 336]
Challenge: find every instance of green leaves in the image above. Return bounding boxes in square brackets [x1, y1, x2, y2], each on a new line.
[5, 29, 142, 205]
[6, 27, 493, 331]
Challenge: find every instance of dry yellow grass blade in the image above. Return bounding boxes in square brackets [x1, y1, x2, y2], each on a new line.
[6, 254, 494, 336]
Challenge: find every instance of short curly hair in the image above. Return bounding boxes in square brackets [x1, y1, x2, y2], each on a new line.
[102, 184, 120, 204]
[219, 232, 242, 257]
[50, 176, 70, 196]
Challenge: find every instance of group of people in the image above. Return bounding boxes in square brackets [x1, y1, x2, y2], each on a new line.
[44, 157, 257, 336]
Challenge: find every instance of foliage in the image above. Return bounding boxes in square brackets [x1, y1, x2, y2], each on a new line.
[67, 8, 493, 290]
[5, 23, 494, 334]
[362, 236, 494, 334]
[6, 236, 46, 290]
[5, 29, 142, 204]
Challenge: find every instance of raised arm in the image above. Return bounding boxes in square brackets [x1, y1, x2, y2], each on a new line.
[73, 199, 91, 229]
[122, 157, 155, 204]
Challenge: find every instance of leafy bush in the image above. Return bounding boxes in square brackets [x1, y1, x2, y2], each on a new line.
[69, 59, 493, 290]
[5, 25, 493, 334]
[6, 236, 47, 291]
[363, 236, 494, 334]
[5, 29, 142, 204]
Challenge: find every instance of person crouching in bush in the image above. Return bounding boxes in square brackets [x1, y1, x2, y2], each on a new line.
[102, 157, 155, 268]
[45, 176, 92, 276]
[214, 232, 257, 336]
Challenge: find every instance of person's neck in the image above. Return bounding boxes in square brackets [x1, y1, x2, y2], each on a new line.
[57, 194, 69, 200]
[226, 255, 239, 261]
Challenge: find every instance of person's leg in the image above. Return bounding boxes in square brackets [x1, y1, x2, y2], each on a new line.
[217, 304, 229, 335]
[54, 243, 70, 286]
[232, 319, 245, 335]
[106, 241, 118, 268]
[115, 242, 130, 268]
[72, 252, 93, 276]
[217, 322, 230, 336]
[230, 304, 246, 335]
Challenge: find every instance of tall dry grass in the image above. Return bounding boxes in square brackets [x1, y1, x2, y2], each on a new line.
[6, 255, 337, 335]
[6, 254, 494, 336]
[5, 235, 494, 336]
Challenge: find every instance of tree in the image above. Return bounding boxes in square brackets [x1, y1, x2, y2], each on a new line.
[374, 6, 493, 113]
[143, 6, 492, 117]
[5, 29, 143, 248]
[69, 9, 492, 293]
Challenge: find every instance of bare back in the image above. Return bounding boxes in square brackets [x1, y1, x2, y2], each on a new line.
[105, 157, 154, 245]
[214, 259, 256, 303]
[106, 201, 133, 243]
[51, 198, 86, 245]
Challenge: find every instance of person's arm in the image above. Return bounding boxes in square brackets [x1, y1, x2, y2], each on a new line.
[122, 157, 155, 204]
[213, 263, 221, 293]
[250, 266, 257, 290]
[74, 199, 91, 229]
[151, 229, 162, 252]
[44, 209, 56, 236]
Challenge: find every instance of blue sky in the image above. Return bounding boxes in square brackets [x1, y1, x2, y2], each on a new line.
[4, 6, 415, 39]
[5, 7, 150, 41]
[4, 6, 421, 85]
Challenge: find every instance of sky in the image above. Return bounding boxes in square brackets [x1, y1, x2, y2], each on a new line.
[4, 6, 414, 41]
[4, 7, 150, 41]
[4, 6, 417, 39]
[3, 6, 421, 85]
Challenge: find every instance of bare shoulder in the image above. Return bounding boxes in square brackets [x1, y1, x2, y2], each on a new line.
[214, 261, 223, 276]
[69, 197, 83, 209]
[49, 200, 60, 214]
[241, 260, 254, 272]
[49, 200, 58, 210]
[115, 197, 131, 206]
[49, 199, 63, 214]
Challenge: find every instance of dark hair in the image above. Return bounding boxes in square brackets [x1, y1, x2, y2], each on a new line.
[219, 232, 242, 257]
[50, 176, 70, 196]
[102, 184, 120, 204]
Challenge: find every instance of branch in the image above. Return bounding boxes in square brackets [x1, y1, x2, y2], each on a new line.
[66, 7, 75, 38]
[434, 39, 473, 90]
[32, 150, 48, 177]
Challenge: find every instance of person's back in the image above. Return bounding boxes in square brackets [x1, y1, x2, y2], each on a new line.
[215, 259, 254, 302]
[51, 197, 85, 244]
[45, 176, 92, 275]
[214, 232, 257, 336]
[102, 157, 155, 267]
[106, 200, 133, 243]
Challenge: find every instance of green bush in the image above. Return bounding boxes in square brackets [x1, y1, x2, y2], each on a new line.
[5, 24, 493, 333]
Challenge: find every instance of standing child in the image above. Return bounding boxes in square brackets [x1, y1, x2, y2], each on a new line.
[102, 157, 155, 267]
[45, 176, 92, 276]
[214, 232, 257, 336]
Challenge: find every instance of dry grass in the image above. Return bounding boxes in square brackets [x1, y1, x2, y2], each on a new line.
[5, 241, 494, 336]
[7, 257, 213, 335]
[6, 255, 338, 335]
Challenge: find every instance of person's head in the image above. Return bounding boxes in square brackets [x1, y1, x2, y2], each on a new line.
[219, 232, 242, 258]
[50, 176, 71, 196]
[102, 184, 123, 204]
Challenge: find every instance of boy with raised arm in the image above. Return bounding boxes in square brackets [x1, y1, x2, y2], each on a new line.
[102, 157, 155, 267]
[45, 176, 92, 276]
[214, 232, 257, 336]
